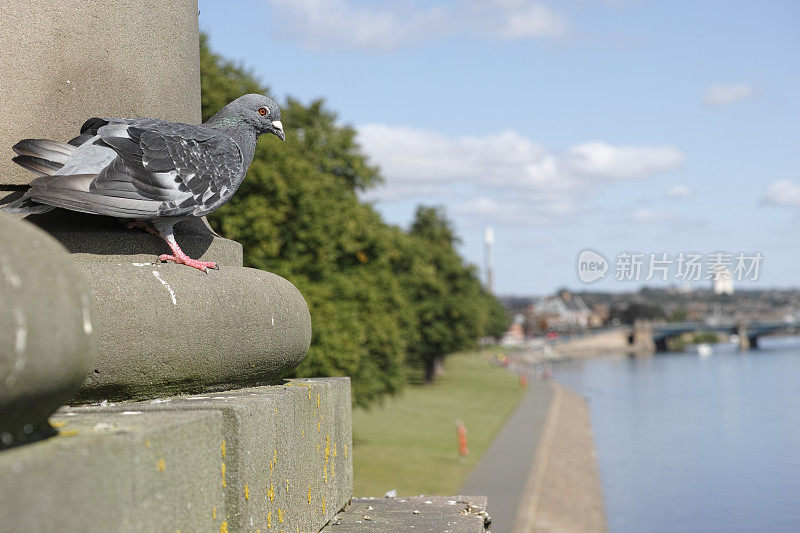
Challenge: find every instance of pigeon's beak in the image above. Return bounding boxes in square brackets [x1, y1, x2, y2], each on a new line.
[271, 120, 285, 142]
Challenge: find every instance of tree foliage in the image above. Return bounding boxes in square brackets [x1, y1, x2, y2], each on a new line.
[200, 34, 508, 405]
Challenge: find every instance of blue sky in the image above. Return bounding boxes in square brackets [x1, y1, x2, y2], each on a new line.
[199, 0, 800, 295]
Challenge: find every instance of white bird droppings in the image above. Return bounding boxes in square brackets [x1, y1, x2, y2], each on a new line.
[81, 293, 93, 335]
[152, 270, 177, 305]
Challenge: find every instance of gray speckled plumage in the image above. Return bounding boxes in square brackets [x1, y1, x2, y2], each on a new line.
[4, 94, 284, 270]
[6, 94, 284, 220]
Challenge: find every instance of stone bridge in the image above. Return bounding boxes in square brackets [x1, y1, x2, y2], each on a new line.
[630, 320, 800, 353]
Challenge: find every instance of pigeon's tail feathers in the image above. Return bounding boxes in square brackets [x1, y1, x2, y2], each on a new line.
[12, 155, 62, 176]
[24, 173, 160, 218]
[1, 193, 56, 215]
[12, 139, 76, 176]
[13, 139, 74, 163]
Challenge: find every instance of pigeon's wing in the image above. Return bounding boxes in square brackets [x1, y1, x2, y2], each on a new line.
[18, 118, 244, 219]
[92, 119, 245, 217]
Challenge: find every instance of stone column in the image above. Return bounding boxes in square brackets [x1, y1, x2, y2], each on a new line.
[737, 322, 751, 351]
[0, 0, 201, 186]
[631, 320, 655, 356]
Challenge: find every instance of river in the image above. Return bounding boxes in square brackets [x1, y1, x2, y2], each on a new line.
[552, 336, 800, 533]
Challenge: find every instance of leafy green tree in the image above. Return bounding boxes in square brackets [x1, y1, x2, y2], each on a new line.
[199, 34, 508, 404]
[400, 206, 508, 382]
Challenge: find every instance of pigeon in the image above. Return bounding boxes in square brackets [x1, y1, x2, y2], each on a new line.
[3, 94, 285, 271]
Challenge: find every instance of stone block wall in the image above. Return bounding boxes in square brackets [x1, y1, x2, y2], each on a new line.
[1, 379, 353, 532]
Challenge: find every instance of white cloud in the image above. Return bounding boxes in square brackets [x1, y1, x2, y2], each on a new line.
[630, 208, 677, 224]
[704, 83, 758, 107]
[357, 124, 685, 225]
[667, 184, 693, 199]
[564, 142, 684, 181]
[266, 0, 443, 51]
[763, 180, 800, 208]
[499, 4, 568, 39]
[266, 0, 568, 51]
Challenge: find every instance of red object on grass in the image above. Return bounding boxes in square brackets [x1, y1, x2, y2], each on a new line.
[456, 420, 469, 458]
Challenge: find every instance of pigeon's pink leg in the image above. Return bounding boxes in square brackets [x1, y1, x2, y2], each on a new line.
[158, 233, 218, 272]
[126, 220, 217, 272]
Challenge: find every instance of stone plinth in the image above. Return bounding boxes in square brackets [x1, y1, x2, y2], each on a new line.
[15, 379, 352, 533]
[0, 213, 96, 447]
[0, 0, 201, 186]
[74, 263, 312, 402]
[322, 496, 490, 532]
[15, 209, 243, 266]
[0, 410, 225, 532]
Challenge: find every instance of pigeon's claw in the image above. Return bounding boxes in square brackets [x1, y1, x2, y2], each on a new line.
[158, 254, 218, 272]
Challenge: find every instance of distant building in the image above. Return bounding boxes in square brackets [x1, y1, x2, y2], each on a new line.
[501, 315, 525, 345]
[712, 267, 734, 295]
[525, 290, 594, 333]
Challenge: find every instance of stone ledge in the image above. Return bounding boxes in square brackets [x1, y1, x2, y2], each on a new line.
[74, 262, 311, 402]
[63, 378, 353, 532]
[0, 207, 244, 267]
[322, 496, 490, 532]
[0, 410, 226, 532]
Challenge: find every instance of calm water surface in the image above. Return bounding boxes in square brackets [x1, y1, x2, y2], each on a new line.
[552, 336, 800, 533]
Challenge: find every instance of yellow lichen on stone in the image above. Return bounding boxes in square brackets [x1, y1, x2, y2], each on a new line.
[50, 420, 67, 428]
[245, 484, 250, 500]
[221, 462, 227, 487]
[221, 440, 226, 458]
[307, 485, 312, 505]
[285, 479, 290, 493]
[156, 458, 166, 472]
[344, 444, 348, 459]
[322, 496, 326, 515]
[323, 464, 327, 484]
[316, 393, 320, 408]
[220, 521, 228, 533]
[58, 429, 79, 437]
[267, 510, 272, 529]
[268, 483, 275, 502]
[278, 509, 285, 524]
[333, 443, 337, 458]
[212, 506, 217, 519]
[144, 438, 151, 448]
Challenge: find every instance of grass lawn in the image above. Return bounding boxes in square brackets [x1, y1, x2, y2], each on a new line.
[352, 350, 525, 496]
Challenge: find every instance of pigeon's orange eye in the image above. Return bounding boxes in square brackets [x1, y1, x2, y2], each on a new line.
[258, 107, 268, 116]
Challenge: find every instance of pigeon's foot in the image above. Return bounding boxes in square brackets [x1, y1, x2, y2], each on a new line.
[158, 253, 218, 272]
[149, 221, 219, 272]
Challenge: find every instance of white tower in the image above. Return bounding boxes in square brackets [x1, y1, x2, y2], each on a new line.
[484, 226, 494, 294]
[712, 267, 734, 295]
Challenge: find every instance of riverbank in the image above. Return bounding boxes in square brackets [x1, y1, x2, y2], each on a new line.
[503, 328, 635, 373]
[461, 375, 607, 532]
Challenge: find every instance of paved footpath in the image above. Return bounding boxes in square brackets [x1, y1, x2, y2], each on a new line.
[460, 379, 607, 533]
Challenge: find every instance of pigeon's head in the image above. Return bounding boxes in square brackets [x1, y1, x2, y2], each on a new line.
[229, 94, 285, 142]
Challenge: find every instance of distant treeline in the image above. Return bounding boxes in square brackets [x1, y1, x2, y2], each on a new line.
[200, 35, 508, 406]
